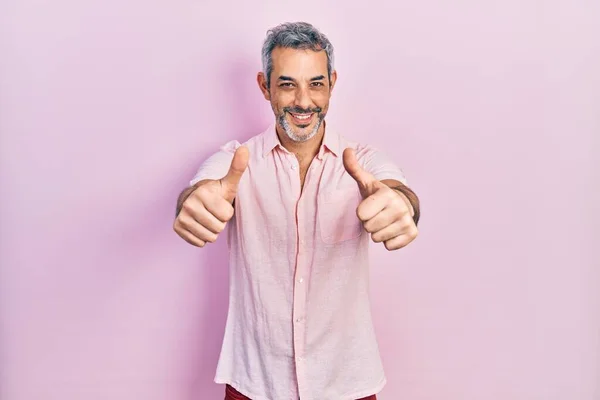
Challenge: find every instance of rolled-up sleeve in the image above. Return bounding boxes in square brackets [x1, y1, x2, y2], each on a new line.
[189, 140, 241, 186]
[355, 144, 408, 185]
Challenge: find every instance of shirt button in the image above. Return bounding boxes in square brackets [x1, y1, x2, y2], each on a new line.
[298, 277, 304, 283]
[291, 164, 297, 170]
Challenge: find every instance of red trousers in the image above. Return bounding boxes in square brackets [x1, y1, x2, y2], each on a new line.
[225, 384, 377, 400]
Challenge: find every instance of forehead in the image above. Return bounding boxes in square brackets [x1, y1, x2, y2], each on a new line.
[271, 47, 328, 77]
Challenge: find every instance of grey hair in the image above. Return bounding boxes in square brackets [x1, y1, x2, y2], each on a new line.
[261, 22, 335, 88]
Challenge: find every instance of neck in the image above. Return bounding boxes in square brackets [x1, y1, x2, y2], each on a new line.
[275, 120, 326, 162]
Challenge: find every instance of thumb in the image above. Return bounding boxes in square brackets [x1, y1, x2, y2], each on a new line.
[343, 148, 375, 189]
[220, 146, 249, 202]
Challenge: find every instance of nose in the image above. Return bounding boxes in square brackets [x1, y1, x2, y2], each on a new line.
[294, 86, 314, 111]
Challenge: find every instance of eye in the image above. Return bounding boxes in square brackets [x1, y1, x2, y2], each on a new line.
[311, 82, 325, 87]
[279, 82, 294, 87]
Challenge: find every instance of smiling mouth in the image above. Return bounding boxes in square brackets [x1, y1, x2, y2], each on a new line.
[289, 112, 314, 124]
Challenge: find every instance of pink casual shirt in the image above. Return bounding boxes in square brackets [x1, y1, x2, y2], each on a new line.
[190, 123, 407, 400]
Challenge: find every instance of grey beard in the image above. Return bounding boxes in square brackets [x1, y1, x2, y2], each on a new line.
[278, 113, 323, 143]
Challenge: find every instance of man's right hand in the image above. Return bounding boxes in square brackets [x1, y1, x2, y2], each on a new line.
[173, 146, 249, 247]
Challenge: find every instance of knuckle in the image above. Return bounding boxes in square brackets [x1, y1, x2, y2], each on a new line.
[356, 209, 366, 222]
[192, 184, 209, 195]
[224, 206, 235, 221]
[204, 233, 218, 243]
[174, 223, 187, 236]
[181, 200, 195, 214]
[395, 201, 408, 215]
[215, 222, 226, 233]
[191, 188, 210, 204]
[406, 225, 418, 237]
[179, 215, 194, 229]
[174, 217, 186, 230]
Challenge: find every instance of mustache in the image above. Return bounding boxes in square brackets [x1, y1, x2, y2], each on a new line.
[283, 106, 322, 114]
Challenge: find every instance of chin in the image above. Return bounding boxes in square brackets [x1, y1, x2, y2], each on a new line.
[278, 112, 323, 142]
[291, 123, 314, 135]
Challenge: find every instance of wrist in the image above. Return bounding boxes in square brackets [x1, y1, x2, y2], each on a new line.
[390, 185, 420, 226]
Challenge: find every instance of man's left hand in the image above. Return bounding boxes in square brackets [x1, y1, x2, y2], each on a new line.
[343, 148, 418, 251]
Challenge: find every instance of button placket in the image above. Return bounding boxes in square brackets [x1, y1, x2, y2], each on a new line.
[293, 192, 309, 398]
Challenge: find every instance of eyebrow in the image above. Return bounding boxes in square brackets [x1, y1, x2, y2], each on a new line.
[277, 75, 326, 82]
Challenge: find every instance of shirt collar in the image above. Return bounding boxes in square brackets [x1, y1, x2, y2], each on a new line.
[318, 120, 341, 160]
[262, 123, 282, 157]
[261, 120, 341, 159]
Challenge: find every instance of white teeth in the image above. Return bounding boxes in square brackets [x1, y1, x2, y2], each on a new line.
[293, 114, 311, 120]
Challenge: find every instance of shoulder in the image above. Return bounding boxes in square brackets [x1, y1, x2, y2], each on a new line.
[215, 129, 266, 154]
[337, 133, 383, 166]
[337, 132, 407, 184]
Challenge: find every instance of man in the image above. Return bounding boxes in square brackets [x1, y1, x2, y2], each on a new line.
[174, 22, 420, 400]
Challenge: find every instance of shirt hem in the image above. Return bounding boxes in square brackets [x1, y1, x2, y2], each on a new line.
[215, 375, 387, 400]
[214, 377, 272, 400]
[341, 375, 387, 400]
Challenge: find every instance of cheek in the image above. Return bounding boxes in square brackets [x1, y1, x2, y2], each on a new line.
[313, 93, 331, 109]
[272, 92, 294, 110]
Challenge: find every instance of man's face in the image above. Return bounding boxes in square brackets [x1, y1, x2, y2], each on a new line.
[258, 47, 337, 142]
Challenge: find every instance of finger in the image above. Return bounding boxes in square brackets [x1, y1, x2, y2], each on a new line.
[195, 202, 229, 233]
[173, 221, 207, 247]
[202, 195, 235, 224]
[343, 148, 376, 188]
[383, 225, 419, 251]
[383, 232, 416, 251]
[180, 191, 227, 231]
[356, 190, 389, 222]
[371, 220, 410, 243]
[178, 214, 220, 243]
[363, 206, 401, 233]
[221, 146, 250, 201]
[180, 229, 207, 247]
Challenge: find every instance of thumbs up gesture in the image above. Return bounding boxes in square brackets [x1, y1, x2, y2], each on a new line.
[174, 146, 249, 247]
[343, 148, 418, 251]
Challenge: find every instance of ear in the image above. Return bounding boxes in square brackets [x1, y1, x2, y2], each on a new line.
[257, 72, 271, 101]
[329, 70, 338, 92]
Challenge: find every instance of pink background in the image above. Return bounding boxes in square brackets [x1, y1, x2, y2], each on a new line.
[1, 1, 598, 399]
